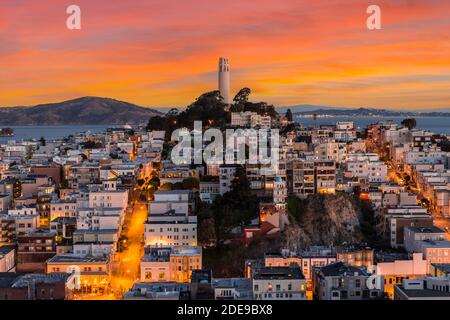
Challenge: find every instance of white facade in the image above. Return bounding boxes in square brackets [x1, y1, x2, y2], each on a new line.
[88, 189, 128, 209]
[218, 57, 231, 104]
[219, 165, 239, 195]
[144, 220, 197, 247]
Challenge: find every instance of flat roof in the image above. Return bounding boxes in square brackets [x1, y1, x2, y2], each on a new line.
[0, 245, 15, 256]
[154, 190, 191, 195]
[73, 229, 118, 235]
[406, 226, 445, 234]
[253, 266, 305, 280]
[213, 278, 252, 290]
[417, 240, 450, 248]
[319, 262, 367, 277]
[396, 286, 450, 298]
[431, 264, 450, 273]
[47, 255, 109, 264]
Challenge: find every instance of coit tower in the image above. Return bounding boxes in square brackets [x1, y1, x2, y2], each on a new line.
[218, 57, 231, 104]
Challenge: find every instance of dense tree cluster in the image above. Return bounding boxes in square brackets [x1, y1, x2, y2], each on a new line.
[147, 91, 229, 137]
[147, 88, 279, 139]
[401, 118, 417, 130]
[198, 167, 259, 246]
[230, 88, 278, 118]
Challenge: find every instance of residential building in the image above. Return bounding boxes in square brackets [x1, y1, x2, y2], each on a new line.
[252, 265, 307, 300]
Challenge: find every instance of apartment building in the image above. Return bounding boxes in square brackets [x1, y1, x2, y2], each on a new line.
[376, 253, 427, 299]
[252, 265, 307, 300]
[404, 226, 446, 253]
[49, 200, 77, 221]
[219, 164, 239, 195]
[394, 277, 450, 300]
[46, 255, 110, 294]
[140, 246, 202, 283]
[16, 230, 56, 273]
[149, 190, 194, 216]
[315, 161, 336, 194]
[144, 210, 197, 246]
[314, 262, 384, 300]
[0, 245, 16, 272]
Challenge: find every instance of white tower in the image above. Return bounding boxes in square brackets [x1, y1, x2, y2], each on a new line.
[218, 57, 231, 104]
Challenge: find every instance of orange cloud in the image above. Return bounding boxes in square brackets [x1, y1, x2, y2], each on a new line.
[0, 0, 449, 109]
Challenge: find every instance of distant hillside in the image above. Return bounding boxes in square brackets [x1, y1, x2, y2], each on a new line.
[294, 107, 450, 117]
[0, 97, 161, 125]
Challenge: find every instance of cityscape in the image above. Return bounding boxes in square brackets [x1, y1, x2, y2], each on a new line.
[1, 1, 450, 311]
[1, 56, 450, 302]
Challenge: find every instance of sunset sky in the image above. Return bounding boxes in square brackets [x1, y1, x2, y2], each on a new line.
[1, 0, 449, 110]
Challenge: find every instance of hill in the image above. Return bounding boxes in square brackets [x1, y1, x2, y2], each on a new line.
[0, 97, 161, 125]
[293, 107, 450, 117]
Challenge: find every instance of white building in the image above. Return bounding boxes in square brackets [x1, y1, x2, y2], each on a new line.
[253, 266, 307, 300]
[219, 57, 231, 105]
[149, 190, 194, 216]
[219, 165, 239, 195]
[50, 200, 77, 221]
[144, 211, 197, 247]
[88, 189, 129, 209]
[404, 226, 447, 253]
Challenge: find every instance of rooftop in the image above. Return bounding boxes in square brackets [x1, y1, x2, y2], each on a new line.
[212, 278, 252, 290]
[253, 266, 305, 280]
[319, 262, 367, 277]
[124, 282, 191, 299]
[396, 285, 450, 298]
[73, 229, 118, 235]
[431, 264, 450, 274]
[417, 240, 450, 248]
[154, 190, 191, 195]
[406, 226, 446, 234]
[47, 254, 109, 264]
[0, 273, 69, 288]
[0, 245, 15, 256]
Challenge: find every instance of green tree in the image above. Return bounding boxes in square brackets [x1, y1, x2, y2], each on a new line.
[160, 183, 173, 191]
[182, 177, 199, 190]
[149, 176, 160, 188]
[285, 109, 293, 122]
[39, 136, 46, 146]
[401, 118, 417, 130]
[231, 87, 251, 112]
[211, 167, 259, 245]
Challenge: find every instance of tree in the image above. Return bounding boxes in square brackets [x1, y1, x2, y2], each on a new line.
[137, 179, 145, 187]
[231, 87, 251, 112]
[401, 118, 417, 130]
[182, 177, 199, 190]
[39, 136, 46, 146]
[210, 167, 259, 245]
[285, 109, 293, 122]
[149, 176, 160, 188]
[160, 183, 173, 191]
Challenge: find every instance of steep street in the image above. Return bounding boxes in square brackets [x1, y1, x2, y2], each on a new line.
[110, 201, 148, 297]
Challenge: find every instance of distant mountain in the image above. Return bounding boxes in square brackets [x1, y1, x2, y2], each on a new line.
[293, 107, 450, 117]
[0, 97, 162, 125]
[277, 105, 345, 114]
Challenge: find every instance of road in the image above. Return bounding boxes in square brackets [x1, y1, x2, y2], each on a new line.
[110, 201, 148, 298]
[372, 142, 450, 239]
